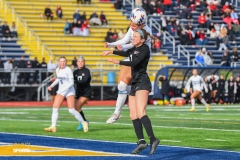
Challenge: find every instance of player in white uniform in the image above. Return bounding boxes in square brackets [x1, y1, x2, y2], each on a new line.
[185, 69, 210, 112]
[44, 57, 89, 132]
[104, 8, 153, 124]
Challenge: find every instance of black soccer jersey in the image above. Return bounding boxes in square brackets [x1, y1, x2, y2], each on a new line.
[113, 44, 150, 83]
[73, 67, 91, 92]
[236, 81, 240, 91]
[227, 80, 235, 93]
[217, 79, 225, 90]
[210, 78, 217, 90]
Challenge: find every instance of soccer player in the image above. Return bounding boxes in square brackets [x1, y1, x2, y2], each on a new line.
[73, 56, 92, 130]
[44, 57, 88, 132]
[104, 8, 152, 124]
[204, 77, 212, 104]
[102, 29, 159, 155]
[216, 75, 226, 104]
[225, 76, 237, 104]
[185, 69, 210, 112]
[235, 77, 240, 103]
[210, 74, 218, 102]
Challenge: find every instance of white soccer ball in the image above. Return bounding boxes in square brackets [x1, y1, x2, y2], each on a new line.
[130, 8, 147, 25]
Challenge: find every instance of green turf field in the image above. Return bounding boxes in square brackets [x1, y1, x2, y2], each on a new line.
[0, 105, 239, 152]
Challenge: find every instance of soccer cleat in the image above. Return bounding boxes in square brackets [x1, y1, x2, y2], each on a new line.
[190, 108, 195, 112]
[106, 113, 122, 124]
[77, 123, 82, 131]
[83, 121, 89, 132]
[131, 143, 148, 154]
[150, 138, 160, 155]
[206, 104, 210, 112]
[44, 126, 56, 132]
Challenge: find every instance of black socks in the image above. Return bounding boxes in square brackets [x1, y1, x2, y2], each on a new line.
[79, 111, 86, 121]
[140, 115, 156, 143]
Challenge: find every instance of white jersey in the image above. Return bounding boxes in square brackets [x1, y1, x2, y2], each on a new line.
[54, 66, 75, 95]
[107, 25, 152, 53]
[185, 75, 208, 93]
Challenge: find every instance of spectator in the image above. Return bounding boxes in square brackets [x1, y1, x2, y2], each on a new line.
[112, 29, 118, 39]
[148, 1, 157, 15]
[100, 11, 108, 26]
[207, 51, 214, 62]
[40, 58, 47, 82]
[210, 28, 218, 38]
[25, 60, 32, 84]
[10, 22, 18, 38]
[77, 0, 83, 4]
[84, 0, 91, 4]
[167, 22, 176, 36]
[11, 58, 18, 85]
[1, 21, 11, 40]
[198, 13, 207, 28]
[160, 16, 167, 31]
[32, 57, 40, 84]
[222, 2, 230, 14]
[233, 22, 240, 36]
[163, 0, 172, 11]
[230, 9, 238, 24]
[196, 30, 208, 46]
[64, 19, 72, 34]
[117, 29, 125, 40]
[72, 57, 77, 68]
[56, 5, 63, 19]
[89, 11, 101, 26]
[188, 0, 196, 12]
[208, 22, 215, 33]
[227, 24, 236, 44]
[216, 35, 227, 51]
[4, 59, 12, 84]
[208, 2, 219, 16]
[114, 0, 122, 9]
[179, 30, 187, 45]
[231, 47, 238, 62]
[73, 20, 82, 36]
[81, 20, 90, 36]
[156, 1, 164, 15]
[214, 23, 221, 35]
[142, 0, 150, 14]
[73, 9, 81, 22]
[186, 29, 195, 45]
[222, 34, 230, 49]
[221, 52, 230, 66]
[195, 48, 202, 57]
[195, 51, 207, 67]
[18, 56, 26, 84]
[0, 59, 4, 84]
[47, 60, 56, 76]
[159, 76, 170, 101]
[202, 48, 213, 65]
[44, 5, 53, 21]
[81, 11, 87, 21]
[135, 0, 142, 8]
[155, 38, 161, 53]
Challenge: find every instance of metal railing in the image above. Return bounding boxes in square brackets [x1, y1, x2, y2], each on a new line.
[178, 45, 190, 66]
[37, 74, 54, 101]
[231, 62, 240, 67]
[123, 0, 135, 11]
[1, 0, 53, 60]
[163, 31, 175, 54]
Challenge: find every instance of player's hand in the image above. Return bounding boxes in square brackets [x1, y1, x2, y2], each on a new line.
[104, 42, 108, 48]
[102, 51, 112, 56]
[116, 44, 123, 51]
[108, 58, 119, 64]
[48, 86, 52, 91]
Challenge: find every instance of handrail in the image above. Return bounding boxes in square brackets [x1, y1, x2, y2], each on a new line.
[163, 31, 175, 54]
[37, 74, 54, 101]
[123, 0, 135, 11]
[149, 18, 161, 34]
[178, 45, 190, 66]
[3, 0, 53, 60]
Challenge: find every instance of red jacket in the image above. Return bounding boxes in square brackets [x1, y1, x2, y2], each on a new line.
[198, 16, 206, 24]
[209, 4, 217, 11]
[222, 5, 229, 12]
[164, 0, 171, 5]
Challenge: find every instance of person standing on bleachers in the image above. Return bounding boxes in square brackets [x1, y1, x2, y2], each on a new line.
[25, 60, 32, 84]
[10, 22, 18, 38]
[18, 56, 26, 84]
[64, 19, 72, 35]
[1, 21, 11, 41]
[40, 58, 47, 83]
[0, 59, 4, 84]
[32, 57, 40, 84]
[4, 59, 13, 84]
[56, 5, 63, 19]
[44, 5, 53, 21]
[11, 58, 18, 85]
[231, 47, 238, 62]
[73, 9, 82, 22]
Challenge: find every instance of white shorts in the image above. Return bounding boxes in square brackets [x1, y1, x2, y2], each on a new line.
[57, 86, 75, 98]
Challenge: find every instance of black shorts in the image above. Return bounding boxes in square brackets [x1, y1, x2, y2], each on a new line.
[50, 84, 59, 96]
[75, 88, 92, 99]
[129, 82, 152, 96]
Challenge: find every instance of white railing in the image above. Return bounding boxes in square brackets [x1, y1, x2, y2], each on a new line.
[178, 45, 190, 66]
[37, 74, 54, 101]
[123, 0, 135, 10]
[231, 62, 240, 67]
[163, 31, 175, 54]
[230, 0, 238, 7]
[149, 18, 161, 34]
[2, 0, 53, 60]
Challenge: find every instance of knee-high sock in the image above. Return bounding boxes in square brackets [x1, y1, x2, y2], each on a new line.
[51, 108, 58, 127]
[132, 118, 145, 144]
[140, 115, 156, 143]
[114, 81, 128, 114]
[191, 99, 195, 108]
[201, 98, 207, 105]
[69, 108, 84, 123]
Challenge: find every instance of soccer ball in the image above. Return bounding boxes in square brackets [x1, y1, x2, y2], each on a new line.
[130, 8, 147, 25]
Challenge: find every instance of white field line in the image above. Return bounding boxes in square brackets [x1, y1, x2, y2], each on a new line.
[205, 139, 227, 142]
[161, 140, 181, 143]
[0, 118, 240, 133]
[0, 132, 240, 154]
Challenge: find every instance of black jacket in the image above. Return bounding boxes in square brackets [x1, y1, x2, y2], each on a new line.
[159, 78, 170, 94]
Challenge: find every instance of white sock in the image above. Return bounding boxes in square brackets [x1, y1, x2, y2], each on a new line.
[114, 81, 128, 115]
[201, 99, 207, 106]
[51, 108, 58, 127]
[69, 108, 84, 123]
[191, 99, 195, 109]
